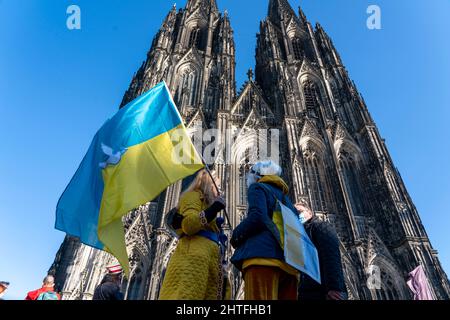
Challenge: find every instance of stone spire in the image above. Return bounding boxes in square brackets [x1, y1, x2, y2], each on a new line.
[268, 0, 298, 24]
[185, 0, 218, 14]
[298, 4, 308, 25]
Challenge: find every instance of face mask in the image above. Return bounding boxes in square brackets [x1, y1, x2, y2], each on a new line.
[246, 172, 260, 188]
[299, 212, 309, 224]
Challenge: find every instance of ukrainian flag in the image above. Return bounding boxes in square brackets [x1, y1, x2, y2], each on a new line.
[55, 82, 204, 275]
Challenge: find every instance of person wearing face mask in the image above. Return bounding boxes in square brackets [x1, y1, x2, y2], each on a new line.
[0, 281, 9, 300]
[230, 160, 299, 300]
[295, 202, 348, 301]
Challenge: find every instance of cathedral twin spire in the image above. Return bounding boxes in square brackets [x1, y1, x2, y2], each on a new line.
[186, 0, 305, 23]
[267, 0, 309, 26]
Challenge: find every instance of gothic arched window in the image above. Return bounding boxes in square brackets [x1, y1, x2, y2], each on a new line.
[239, 163, 251, 205]
[205, 79, 219, 115]
[189, 27, 199, 47]
[340, 152, 365, 217]
[303, 80, 318, 107]
[303, 150, 328, 212]
[373, 275, 401, 300]
[188, 27, 204, 50]
[302, 80, 321, 118]
[292, 38, 303, 60]
[176, 69, 199, 107]
[277, 34, 287, 60]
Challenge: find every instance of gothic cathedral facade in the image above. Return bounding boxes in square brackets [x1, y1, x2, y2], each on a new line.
[50, 0, 450, 300]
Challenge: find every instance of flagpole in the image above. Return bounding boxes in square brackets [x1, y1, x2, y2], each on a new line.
[200, 157, 232, 301]
[200, 157, 232, 228]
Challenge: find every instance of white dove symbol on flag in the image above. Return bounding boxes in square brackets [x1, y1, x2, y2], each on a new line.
[99, 143, 128, 169]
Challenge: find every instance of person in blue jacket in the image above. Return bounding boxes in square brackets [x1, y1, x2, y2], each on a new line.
[230, 160, 299, 300]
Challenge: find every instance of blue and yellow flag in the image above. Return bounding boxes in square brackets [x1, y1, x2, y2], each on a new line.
[55, 82, 204, 275]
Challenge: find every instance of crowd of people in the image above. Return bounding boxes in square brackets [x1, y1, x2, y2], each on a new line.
[2, 160, 347, 301]
[1, 276, 61, 301]
[159, 160, 348, 301]
[0, 266, 124, 301]
[25, 276, 61, 300]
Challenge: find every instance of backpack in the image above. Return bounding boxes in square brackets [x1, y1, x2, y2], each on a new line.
[37, 291, 59, 300]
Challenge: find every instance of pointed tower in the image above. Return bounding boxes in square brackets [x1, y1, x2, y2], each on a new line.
[255, 0, 450, 300]
[121, 0, 235, 125]
[50, 0, 237, 300]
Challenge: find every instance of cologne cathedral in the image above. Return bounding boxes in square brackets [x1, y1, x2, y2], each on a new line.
[50, 0, 450, 300]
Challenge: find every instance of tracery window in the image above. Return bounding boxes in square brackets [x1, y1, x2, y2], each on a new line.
[302, 79, 334, 119]
[238, 163, 251, 205]
[339, 151, 365, 217]
[277, 34, 287, 60]
[303, 80, 321, 117]
[176, 69, 199, 107]
[189, 27, 204, 50]
[303, 150, 328, 212]
[373, 271, 401, 300]
[292, 38, 303, 60]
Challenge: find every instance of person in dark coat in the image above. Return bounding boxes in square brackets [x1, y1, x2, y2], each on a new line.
[295, 203, 348, 300]
[231, 160, 299, 300]
[93, 265, 124, 301]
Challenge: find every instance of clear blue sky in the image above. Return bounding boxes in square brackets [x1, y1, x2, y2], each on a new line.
[0, 0, 449, 300]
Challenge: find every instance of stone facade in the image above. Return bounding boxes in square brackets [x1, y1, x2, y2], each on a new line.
[49, 0, 450, 300]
